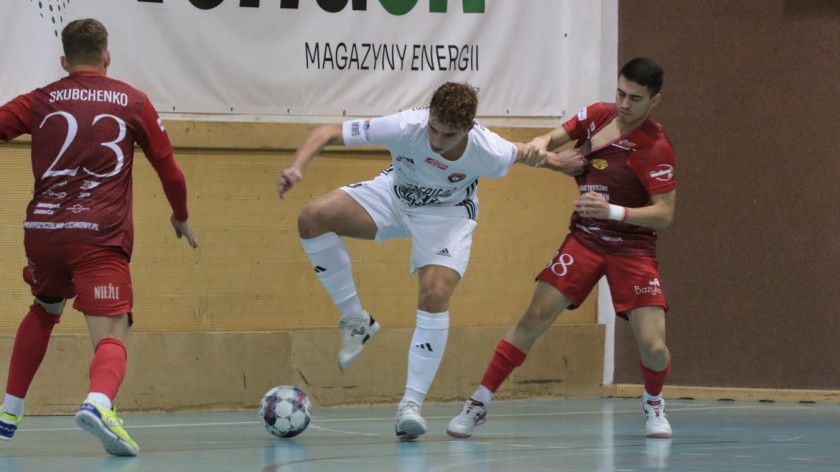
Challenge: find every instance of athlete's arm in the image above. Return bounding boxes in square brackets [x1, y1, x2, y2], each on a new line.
[149, 154, 198, 248]
[0, 94, 33, 142]
[278, 124, 344, 199]
[522, 126, 574, 163]
[625, 190, 675, 229]
[542, 148, 586, 176]
[575, 189, 676, 229]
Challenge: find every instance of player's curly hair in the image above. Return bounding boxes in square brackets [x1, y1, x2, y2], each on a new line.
[62, 18, 108, 67]
[429, 82, 479, 130]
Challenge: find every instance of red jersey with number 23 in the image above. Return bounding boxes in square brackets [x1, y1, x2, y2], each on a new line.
[562, 102, 676, 257]
[0, 71, 175, 257]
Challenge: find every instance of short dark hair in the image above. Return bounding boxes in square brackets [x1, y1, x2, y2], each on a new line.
[429, 82, 479, 130]
[619, 57, 664, 96]
[61, 18, 108, 66]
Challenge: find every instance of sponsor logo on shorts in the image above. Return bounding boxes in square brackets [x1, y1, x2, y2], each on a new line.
[94, 284, 121, 300]
[436, 248, 451, 257]
[634, 278, 662, 296]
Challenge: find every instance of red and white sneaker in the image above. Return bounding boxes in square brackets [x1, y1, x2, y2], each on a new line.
[446, 398, 487, 438]
[642, 398, 672, 438]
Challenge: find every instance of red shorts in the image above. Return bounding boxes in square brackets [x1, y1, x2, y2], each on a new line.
[536, 234, 669, 319]
[23, 242, 133, 318]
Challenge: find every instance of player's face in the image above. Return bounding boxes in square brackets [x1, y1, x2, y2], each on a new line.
[427, 115, 469, 155]
[615, 75, 660, 126]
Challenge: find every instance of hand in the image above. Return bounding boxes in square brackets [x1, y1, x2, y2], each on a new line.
[278, 167, 302, 199]
[521, 137, 549, 167]
[544, 148, 586, 176]
[573, 191, 609, 219]
[170, 214, 198, 248]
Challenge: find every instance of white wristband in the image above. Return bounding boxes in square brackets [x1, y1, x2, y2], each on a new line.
[607, 204, 627, 221]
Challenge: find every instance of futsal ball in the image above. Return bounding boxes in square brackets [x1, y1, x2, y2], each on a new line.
[259, 386, 312, 438]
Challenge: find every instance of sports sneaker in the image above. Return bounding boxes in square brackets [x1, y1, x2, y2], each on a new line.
[642, 398, 672, 438]
[338, 311, 380, 369]
[75, 400, 140, 456]
[395, 401, 427, 440]
[446, 398, 487, 438]
[0, 409, 23, 441]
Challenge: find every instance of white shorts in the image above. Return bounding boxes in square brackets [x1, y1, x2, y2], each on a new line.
[341, 173, 478, 277]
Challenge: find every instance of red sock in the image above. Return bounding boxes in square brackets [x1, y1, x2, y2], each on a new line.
[89, 338, 127, 401]
[6, 304, 61, 397]
[640, 360, 671, 397]
[480, 339, 527, 392]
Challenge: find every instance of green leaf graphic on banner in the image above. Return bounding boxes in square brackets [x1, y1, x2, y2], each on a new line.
[33, 0, 71, 37]
[430, 0, 484, 13]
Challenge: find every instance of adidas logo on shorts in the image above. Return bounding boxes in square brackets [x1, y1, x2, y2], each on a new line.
[436, 248, 451, 257]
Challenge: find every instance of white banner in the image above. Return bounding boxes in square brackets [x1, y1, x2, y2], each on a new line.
[1, 0, 616, 118]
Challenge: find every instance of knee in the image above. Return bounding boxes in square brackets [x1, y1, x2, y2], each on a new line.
[297, 202, 327, 239]
[417, 282, 452, 312]
[516, 304, 556, 333]
[639, 337, 668, 360]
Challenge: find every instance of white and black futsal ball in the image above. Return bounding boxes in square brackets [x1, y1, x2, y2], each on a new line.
[258, 386, 312, 438]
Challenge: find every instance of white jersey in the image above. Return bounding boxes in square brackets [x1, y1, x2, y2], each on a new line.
[342, 107, 518, 218]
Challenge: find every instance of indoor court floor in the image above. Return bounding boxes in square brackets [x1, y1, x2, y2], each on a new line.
[1, 397, 838, 471]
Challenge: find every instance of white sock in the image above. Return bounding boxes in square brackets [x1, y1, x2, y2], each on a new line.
[471, 385, 493, 407]
[2, 394, 24, 417]
[402, 310, 449, 406]
[301, 233, 364, 317]
[643, 390, 662, 403]
[87, 392, 112, 409]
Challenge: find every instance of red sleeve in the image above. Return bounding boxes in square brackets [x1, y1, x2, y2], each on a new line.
[136, 96, 174, 162]
[628, 139, 676, 196]
[0, 93, 34, 141]
[561, 103, 608, 141]
[134, 96, 188, 220]
[149, 153, 189, 221]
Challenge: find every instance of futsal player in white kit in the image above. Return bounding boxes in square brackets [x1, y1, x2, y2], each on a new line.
[277, 82, 584, 440]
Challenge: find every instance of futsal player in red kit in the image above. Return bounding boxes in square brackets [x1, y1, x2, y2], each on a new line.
[0, 19, 197, 456]
[448, 57, 677, 439]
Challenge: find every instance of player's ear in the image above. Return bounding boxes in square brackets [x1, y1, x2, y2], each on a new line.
[103, 50, 111, 70]
[650, 93, 662, 109]
[60, 56, 70, 72]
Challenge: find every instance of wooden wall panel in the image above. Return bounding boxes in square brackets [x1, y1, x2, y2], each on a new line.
[616, 0, 840, 389]
[0, 122, 595, 335]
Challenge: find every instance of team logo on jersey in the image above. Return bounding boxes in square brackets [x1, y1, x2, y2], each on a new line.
[591, 159, 608, 170]
[448, 173, 467, 183]
[425, 157, 448, 170]
[649, 164, 674, 182]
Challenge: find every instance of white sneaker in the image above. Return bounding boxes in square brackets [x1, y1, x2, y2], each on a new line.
[446, 398, 487, 438]
[338, 311, 380, 369]
[395, 401, 427, 440]
[642, 398, 672, 438]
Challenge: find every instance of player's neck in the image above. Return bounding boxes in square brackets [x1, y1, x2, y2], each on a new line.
[615, 114, 649, 135]
[440, 136, 469, 161]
